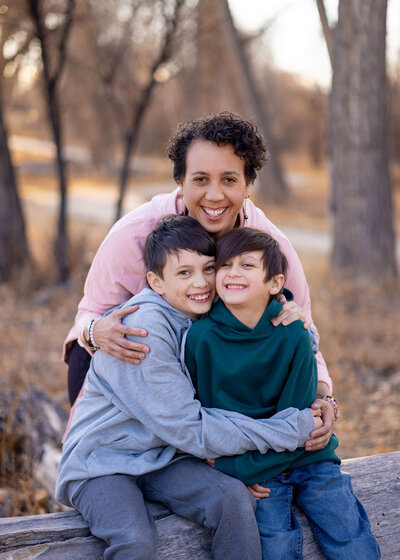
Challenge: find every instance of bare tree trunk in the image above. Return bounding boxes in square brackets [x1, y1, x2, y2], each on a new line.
[216, 0, 288, 201]
[330, 0, 396, 277]
[28, 0, 74, 284]
[196, 0, 244, 115]
[0, 89, 29, 282]
[115, 0, 185, 222]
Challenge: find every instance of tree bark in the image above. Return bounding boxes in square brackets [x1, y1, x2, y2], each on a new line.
[0, 89, 29, 282]
[330, 0, 397, 277]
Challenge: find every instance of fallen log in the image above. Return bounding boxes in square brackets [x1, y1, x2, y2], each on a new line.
[0, 452, 398, 559]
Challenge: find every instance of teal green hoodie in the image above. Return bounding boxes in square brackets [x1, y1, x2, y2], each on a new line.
[185, 293, 340, 485]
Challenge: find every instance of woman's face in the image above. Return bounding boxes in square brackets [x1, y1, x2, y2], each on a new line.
[180, 140, 250, 239]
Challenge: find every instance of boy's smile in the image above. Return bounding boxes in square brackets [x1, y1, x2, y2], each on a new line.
[147, 250, 216, 318]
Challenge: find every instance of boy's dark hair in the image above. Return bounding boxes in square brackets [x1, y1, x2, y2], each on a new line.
[144, 215, 215, 278]
[166, 112, 269, 185]
[216, 227, 288, 284]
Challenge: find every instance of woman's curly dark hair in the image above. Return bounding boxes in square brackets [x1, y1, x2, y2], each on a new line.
[166, 112, 269, 184]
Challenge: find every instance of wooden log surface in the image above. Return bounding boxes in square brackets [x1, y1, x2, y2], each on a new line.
[0, 452, 398, 559]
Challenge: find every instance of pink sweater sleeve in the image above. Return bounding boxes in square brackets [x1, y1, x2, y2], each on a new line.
[247, 204, 332, 393]
[63, 221, 150, 360]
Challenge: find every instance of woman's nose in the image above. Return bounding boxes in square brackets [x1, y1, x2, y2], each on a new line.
[205, 182, 224, 201]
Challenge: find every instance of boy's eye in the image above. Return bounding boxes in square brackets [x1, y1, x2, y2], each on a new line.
[242, 263, 254, 268]
[219, 263, 231, 269]
[204, 265, 216, 273]
[178, 270, 190, 276]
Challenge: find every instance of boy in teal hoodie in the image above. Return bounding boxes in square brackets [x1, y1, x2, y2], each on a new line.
[185, 227, 380, 560]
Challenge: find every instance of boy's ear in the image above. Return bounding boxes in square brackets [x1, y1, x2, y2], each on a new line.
[269, 274, 285, 295]
[147, 271, 165, 295]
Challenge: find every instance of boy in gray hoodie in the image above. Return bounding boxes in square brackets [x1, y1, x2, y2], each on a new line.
[56, 215, 319, 560]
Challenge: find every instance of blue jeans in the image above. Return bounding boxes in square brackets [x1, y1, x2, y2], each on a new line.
[255, 461, 380, 560]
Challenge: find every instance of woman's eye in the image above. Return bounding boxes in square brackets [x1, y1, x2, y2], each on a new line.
[194, 176, 207, 184]
[178, 270, 190, 276]
[220, 263, 231, 268]
[224, 176, 236, 184]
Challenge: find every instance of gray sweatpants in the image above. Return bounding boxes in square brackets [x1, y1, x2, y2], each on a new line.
[72, 457, 262, 560]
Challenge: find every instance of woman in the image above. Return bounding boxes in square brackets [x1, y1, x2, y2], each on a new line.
[65, 112, 335, 448]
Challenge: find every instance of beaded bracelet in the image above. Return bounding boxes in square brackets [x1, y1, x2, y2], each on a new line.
[322, 395, 340, 421]
[88, 318, 100, 351]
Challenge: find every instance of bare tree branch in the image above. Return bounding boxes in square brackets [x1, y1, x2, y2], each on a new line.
[115, 0, 186, 221]
[316, 0, 334, 69]
[52, 0, 75, 86]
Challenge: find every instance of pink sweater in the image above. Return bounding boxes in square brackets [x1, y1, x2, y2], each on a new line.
[65, 188, 332, 392]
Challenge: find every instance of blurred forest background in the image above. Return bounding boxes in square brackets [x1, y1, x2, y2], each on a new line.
[0, 0, 399, 516]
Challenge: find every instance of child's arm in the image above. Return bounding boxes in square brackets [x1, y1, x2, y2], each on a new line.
[94, 309, 315, 460]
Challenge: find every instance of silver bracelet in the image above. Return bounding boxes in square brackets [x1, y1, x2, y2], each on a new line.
[88, 318, 100, 351]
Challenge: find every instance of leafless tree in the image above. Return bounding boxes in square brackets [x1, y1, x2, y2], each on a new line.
[196, 0, 287, 201]
[63, 0, 187, 222]
[115, 0, 186, 221]
[317, 0, 397, 278]
[0, 3, 30, 282]
[27, 0, 75, 283]
[0, 89, 29, 282]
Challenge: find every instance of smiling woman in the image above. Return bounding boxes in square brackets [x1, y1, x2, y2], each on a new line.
[64, 112, 333, 415]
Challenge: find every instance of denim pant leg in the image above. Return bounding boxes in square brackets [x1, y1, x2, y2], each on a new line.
[141, 457, 262, 560]
[255, 477, 303, 560]
[72, 474, 158, 560]
[293, 462, 381, 560]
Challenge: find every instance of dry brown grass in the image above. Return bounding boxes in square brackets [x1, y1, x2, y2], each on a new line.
[1, 155, 399, 515]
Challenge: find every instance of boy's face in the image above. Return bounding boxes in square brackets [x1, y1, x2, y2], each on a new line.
[216, 251, 284, 312]
[147, 250, 216, 318]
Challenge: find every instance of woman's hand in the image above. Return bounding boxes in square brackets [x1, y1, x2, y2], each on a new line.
[247, 484, 270, 500]
[272, 294, 311, 329]
[93, 305, 150, 363]
[305, 399, 335, 451]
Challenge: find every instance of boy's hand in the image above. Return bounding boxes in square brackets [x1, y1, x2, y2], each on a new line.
[311, 407, 323, 430]
[93, 306, 150, 363]
[305, 399, 335, 451]
[206, 458, 215, 467]
[247, 484, 270, 500]
[272, 295, 312, 329]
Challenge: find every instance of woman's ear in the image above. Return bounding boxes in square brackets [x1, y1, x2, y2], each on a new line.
[147, 271, 165, 295]
[269, 274, 285, 295]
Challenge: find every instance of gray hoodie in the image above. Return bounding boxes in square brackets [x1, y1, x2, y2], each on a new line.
[56, 289, 314, 506]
